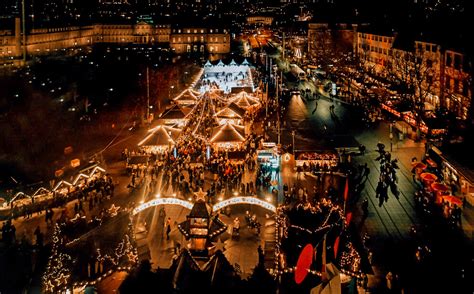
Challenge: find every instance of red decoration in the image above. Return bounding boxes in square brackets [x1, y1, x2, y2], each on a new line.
[294, 244, 314, 284]
[333, 236, 340, 258]
[345, 212, 352, 226]
[343, 178, 349, 201]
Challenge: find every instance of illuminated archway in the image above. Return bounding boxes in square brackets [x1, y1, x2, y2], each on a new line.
[132, 198, 194, 215]
[212, 197, 276, 213]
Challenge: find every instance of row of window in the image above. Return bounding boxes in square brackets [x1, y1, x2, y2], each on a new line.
[445, 52, 467, 71]
[416, 42, 438, 53]
[445, 76, 470, 97]
[359, 33, 392, 44]
[171, 36, 227, 43]
[172, 28, 226, 34]
[102, 30, 169, 35]
[359, 43, 389, 55]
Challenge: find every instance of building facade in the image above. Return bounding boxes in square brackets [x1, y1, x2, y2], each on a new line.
[169, 28, 230, 54]
[0, 19, 230, 61]
[443, 49, 472, 119]
[354, 31, 395, 74]
[353, 28, 472, 120]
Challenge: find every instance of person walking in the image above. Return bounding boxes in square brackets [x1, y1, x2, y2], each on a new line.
[258, 245, 265, 266]
[362, 198, 369, 217]
[386, 271, 393, 291]
[165, 217, 171, 241]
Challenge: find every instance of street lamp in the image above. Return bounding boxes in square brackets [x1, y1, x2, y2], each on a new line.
[292, 130, 296, 153]
[169, 85, 175, 100]
[184, 71, 189, 85]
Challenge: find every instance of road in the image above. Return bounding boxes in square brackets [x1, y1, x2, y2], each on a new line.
[270, 56, 473, 292]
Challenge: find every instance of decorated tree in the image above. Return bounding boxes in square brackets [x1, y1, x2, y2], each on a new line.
[42, 224, 74, 293]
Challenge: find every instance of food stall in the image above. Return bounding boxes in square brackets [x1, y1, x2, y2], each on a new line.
[294, 151, 338, 169]
[210, 122, 246, 150]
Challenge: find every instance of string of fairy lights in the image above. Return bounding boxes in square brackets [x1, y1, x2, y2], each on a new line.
[271, 200, 364, 280]
[42, 224, 73, 293]
[42, 217, 138, 293]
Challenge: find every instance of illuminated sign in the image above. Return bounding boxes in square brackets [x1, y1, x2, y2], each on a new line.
[262, 142, 276, 148]
[212, 196, 276, 212]
[132, 198, 194, 215]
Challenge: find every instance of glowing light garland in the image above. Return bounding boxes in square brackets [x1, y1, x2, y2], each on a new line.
[133, 196, 276, 216]
[132, 197, 194, 215]
[212, 196, 276, 212]
[272, 201, 363, 280]
[42, 224, 73, 293]
[43, 217, 138, 293]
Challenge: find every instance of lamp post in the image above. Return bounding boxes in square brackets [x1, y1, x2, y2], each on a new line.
[169, 85, 175, 100]
[146, 66, 150, 124]
[292, 130, 296, 153]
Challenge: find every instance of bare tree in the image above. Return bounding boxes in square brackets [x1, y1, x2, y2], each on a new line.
[384, 46, 439, 138]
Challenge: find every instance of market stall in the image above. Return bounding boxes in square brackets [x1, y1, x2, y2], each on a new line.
[173, 89, 201, 106]
[294, 151, 339, 170]
[230, 91, 260, 109]
[210, 122, 246, 150]
[138, 125, 182, 153]
[158, 105, 189, 127]
[214, 102, 246, 125]
[9, 192, 33, 208]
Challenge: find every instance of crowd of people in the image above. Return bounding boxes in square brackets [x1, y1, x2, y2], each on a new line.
[374, 142, 400, 207]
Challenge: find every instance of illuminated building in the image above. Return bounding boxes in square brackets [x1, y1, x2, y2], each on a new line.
[0, 19, 230, 61]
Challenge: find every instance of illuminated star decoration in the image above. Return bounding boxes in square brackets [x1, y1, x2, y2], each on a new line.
[108, 204, 120, 216]
[194, 188, 207, 202]
[214, 238, 226, 252]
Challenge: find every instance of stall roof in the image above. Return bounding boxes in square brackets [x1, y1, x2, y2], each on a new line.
[215, 103, 246, 119]
[210, 123, 245, 143]
[139, 125, 181, 147]
[160, 105, 188, 120]
[173, 89, 201, 104]
[231, 91, 260, 108]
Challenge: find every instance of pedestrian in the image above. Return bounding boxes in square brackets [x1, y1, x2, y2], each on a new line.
[165, 217, 171, 240]
[386, 271, 393, 290]
[362, 198, 369, 217]
[362, 273, 368, 290]
[175, 242, 181, 254]
[364, 164, 370, 179]
[257, 245, 265, 266]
